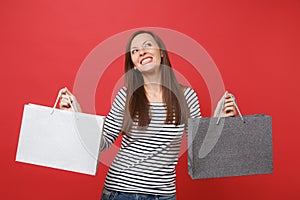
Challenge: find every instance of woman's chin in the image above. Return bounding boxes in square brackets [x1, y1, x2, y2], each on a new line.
[138, 63, 160, 73]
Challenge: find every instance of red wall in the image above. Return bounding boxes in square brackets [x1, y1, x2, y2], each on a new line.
[1, 0, 299, 199]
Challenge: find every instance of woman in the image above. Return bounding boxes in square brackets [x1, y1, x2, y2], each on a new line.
[60, 30, 236, 200]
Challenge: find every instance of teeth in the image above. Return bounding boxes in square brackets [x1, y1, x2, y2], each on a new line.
[141, 58, 152, 65]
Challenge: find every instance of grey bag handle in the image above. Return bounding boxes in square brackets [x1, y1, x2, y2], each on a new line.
[216, 93, 245, 124]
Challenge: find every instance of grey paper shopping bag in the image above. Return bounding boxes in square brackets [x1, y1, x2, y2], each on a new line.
[16, 103, 105, 176]
[188, 94, 273, 179]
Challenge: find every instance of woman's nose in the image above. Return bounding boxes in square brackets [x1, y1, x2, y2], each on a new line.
[139, 49, 146, 56]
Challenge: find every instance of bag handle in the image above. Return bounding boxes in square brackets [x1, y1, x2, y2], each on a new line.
[50, 89, 76, 114]
[216, 93, 244, 124]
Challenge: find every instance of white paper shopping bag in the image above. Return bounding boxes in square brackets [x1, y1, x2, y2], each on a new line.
[16, 103, 105, 176]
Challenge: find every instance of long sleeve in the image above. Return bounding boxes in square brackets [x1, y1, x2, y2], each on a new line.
[100, 87, 126, 152]
[184, 87, 201, 118]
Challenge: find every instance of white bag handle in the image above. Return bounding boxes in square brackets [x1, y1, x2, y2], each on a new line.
[50, 89, 76, 114]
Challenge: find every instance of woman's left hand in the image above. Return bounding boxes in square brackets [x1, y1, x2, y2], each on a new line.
[214, 91, 237, 117]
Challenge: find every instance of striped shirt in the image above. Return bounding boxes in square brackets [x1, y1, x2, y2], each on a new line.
[100, 87, 201, 195]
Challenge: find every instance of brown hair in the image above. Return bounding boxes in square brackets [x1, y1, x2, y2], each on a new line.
[122, 30, 189, 134]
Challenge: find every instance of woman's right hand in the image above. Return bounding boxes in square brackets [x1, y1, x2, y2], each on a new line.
[59, 87, 82, 112]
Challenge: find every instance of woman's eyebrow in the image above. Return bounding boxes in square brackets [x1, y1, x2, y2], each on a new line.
[142, 40, 151, 45]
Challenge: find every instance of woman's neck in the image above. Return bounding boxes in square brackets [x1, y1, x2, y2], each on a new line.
[142, 67, 161, 84]
[141, 68, 163, 102]
[144, 83, 163, 102]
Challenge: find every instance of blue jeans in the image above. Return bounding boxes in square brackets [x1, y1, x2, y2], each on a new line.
[101, 188, 176, 200]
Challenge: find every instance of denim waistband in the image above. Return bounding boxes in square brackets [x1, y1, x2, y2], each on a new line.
[101, 188, 176, 200]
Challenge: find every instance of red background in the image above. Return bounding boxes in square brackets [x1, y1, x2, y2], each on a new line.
[1, 0, 299, 199]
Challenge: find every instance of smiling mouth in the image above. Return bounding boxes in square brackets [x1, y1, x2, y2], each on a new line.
[140, 57, 153, 65]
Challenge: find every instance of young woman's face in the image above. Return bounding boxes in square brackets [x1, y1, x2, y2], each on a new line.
[130, 33, 162, 73]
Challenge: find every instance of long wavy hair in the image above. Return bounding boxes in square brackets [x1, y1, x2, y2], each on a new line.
[121, 30, 189, 134]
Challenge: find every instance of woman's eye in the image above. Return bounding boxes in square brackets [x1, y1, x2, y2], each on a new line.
[144, 42, 152, 48]
[131, 49, 138, 54]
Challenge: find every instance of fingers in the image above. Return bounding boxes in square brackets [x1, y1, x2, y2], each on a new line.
[59, 87, 75, 111]
[60, 95, 72, 110]
[57, 87, 82, 112]
[222, 91, 237, 117]
[224, 110, 236, 117]
[59, 87, 74, 97]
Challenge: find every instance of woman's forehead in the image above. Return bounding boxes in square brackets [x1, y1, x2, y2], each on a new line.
[130, 33, 156, 47]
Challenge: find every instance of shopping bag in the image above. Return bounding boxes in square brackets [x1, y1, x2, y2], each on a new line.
[188, 94, 273, 179]
[16, 92, 105, 176]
